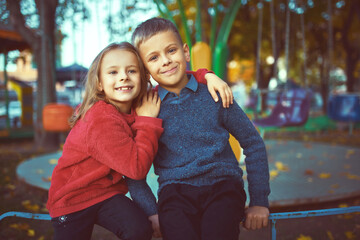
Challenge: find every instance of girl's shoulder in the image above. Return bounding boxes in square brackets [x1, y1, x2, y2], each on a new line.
[86, 101, 121, 120]
[87, 101, 135, 123]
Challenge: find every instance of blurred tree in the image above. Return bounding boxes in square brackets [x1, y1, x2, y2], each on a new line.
[1, 0, 88, 149]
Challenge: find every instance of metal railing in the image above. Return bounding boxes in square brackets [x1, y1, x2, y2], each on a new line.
[1, 206, 360, 240]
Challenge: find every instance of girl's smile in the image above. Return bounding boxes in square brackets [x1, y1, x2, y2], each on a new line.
[99, 49, 142, 113]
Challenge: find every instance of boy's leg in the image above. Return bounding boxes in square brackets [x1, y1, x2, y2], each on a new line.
[201, 180, 246, 240]
[96, 194, 153, 240]
[158, 184, 202, 240]
[51, 206, 97, 240]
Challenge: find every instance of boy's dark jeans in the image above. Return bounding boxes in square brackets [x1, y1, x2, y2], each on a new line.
[158, 179, 246, 240]
[51, 194, 152, 240]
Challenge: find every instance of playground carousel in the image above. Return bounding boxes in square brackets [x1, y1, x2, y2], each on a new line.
[0, 24, 34, 139]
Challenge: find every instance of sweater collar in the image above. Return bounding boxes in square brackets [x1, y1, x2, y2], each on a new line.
[158, 74, 198, 101]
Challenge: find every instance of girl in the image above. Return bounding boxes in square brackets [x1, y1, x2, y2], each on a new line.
[47, 42, 163, 240]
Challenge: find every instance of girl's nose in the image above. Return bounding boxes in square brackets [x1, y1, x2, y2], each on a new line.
[119, 71, 128, 81]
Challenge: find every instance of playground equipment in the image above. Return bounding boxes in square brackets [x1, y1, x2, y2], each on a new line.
[1, 206, 359, 240]
[1, 24, 33, 138]
[8, 78, 33, 128]
[327, 93, 360, 134]
[0, 78, 34, 138]
[42, 103, 73, 132]
[252, 88, 311, 137]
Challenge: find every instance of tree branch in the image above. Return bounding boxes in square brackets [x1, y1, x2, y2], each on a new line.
[6, 0, 37, 46]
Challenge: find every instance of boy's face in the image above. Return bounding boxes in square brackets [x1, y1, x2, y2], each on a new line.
[138, 31, 190, 95]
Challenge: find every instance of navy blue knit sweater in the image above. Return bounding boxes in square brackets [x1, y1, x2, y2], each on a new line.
[127, 74, 270, 216]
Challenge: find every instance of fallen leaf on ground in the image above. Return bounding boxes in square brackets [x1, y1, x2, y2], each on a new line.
[296, 234, 312, 240]
[327, 231, 334, 240]
[10, 223, 30, 230]
[346, 173, 360, 180]
[345, 231, 356, 239]
[270, 170, 279, 180]
[27, 229, 35, 237]
[49, 159, 58, 165]
[319, 173, 331, 179]
[345, 149, 355, 159]
[22, 200, 40, 212]
[42, 176, 52, 182]
[304, 169, 314, 176]
[275, 161, 289, 171]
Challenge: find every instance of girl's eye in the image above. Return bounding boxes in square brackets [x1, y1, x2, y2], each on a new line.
[109, 71, 117, 75]
[128, 69, 137, 74]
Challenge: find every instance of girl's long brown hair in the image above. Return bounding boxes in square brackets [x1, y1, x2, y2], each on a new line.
[69, 42, 150, 128]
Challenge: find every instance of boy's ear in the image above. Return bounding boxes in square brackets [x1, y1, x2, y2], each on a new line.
[183, 43, 191, 62]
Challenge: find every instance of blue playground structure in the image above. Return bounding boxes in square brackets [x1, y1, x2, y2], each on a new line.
[1, 206, 360, 240]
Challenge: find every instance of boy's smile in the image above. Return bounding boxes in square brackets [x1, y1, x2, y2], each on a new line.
[138, 31, 191, 95]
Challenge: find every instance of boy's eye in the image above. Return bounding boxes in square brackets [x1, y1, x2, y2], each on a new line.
[149, 55, 158, 62]
[169, 48, 177, 54]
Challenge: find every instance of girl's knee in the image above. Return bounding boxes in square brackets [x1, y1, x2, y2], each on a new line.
[118, 220, 152, 240]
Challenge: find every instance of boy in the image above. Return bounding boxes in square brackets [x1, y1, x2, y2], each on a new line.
[128, 17, 270, 240]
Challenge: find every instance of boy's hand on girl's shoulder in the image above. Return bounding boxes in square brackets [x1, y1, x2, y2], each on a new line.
[136, 90, 161, 118]
[243, 206, 269, 230]
[205, 73, 234, 108]
[148, 214, 162, 238]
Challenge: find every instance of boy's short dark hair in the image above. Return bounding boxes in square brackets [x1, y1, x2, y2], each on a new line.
[132, 17, 184, 49]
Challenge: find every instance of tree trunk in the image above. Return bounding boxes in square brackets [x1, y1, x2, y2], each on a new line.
[7, 0, 59, 150]
[341, 0, 360, 93]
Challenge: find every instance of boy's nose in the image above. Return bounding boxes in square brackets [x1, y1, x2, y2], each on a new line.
[162, 55, 172, 66]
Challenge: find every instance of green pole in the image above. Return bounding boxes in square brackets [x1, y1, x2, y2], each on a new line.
[195, 0, 202, 42]
[177, 0, 192, 51]
[213, 42, 229, 79]
[219, 0, 242, 44]
[212, 0, 242, 77]
[210, 0, 220, 53]
[3, 52, 10, 130]
[154, 0, 177, 25]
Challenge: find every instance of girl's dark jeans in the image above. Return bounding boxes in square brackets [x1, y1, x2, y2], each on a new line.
[51, 194, 152, 240]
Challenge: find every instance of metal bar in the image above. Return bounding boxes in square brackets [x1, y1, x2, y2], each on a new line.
[271, 219, 277, 240]
[269, 206, 360, 220]
[269, 207, 360, 240]
[0, 211, 51, 221]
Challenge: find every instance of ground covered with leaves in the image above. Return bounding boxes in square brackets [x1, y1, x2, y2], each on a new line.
[0, 128, 359, 240]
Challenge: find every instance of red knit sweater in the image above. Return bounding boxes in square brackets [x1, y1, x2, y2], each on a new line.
[47, 101, 163, 217]
[47, 69, 208, 218]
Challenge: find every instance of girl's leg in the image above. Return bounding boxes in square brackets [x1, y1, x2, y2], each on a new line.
[51, 207, 96, 240]
[96, 194, 152, 240]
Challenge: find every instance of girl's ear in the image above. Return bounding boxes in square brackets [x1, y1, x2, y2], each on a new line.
[97, 81, 103, 91]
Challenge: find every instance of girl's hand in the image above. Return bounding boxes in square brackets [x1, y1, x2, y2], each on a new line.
[205, 73, 234, 108]
[148, 214, 162, 238]
[136, 90, 161, 118]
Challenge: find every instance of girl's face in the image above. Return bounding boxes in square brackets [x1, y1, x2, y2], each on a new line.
[99, 49, 142, 113]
